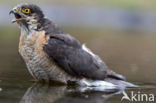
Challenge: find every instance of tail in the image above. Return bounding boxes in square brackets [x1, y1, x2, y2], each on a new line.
[106, 71, 138, 88]
[105, 78, 138, 89]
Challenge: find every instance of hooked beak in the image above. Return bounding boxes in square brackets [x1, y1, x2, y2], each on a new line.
[9, 10, 15, 15]
[9, 8, 25, 23]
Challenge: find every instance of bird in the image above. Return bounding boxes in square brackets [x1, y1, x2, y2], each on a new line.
[9, 3, 136, 88]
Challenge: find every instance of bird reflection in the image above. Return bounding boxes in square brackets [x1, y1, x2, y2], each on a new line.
[19, 83, 123, 103]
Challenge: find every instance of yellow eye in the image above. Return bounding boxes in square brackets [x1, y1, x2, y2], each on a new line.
[22, 8, 31, 14]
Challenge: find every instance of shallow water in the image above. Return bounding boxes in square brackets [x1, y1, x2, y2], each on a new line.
[0, 79, 156, 103]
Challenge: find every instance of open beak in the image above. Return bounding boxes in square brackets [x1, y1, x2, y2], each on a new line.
[9, 10, 14, 15]
[9, 8, 25, 23]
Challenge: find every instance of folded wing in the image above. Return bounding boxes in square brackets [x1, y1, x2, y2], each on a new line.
[43, 33, 126, 81]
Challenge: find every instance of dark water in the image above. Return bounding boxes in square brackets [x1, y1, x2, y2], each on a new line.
[0, 79, 156, 103]
[0, 26, 156, 103]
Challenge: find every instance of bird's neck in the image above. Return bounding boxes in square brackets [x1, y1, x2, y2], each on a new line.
[37, 18, 64, 35]
[20, 17, 64, 37]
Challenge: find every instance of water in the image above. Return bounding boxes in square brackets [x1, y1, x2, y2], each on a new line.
[0, 26, 156, 103]
[0, 79, 156, 103]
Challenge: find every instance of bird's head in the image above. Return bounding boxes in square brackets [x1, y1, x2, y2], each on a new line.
[9, 3, 44, 30]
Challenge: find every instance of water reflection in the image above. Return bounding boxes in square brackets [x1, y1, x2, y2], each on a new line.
[19, 83, 66, 103]
[19, 83, 122, 103]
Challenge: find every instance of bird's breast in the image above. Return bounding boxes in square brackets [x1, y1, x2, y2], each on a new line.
[19, 31, 49, 63]
[18, 30, 72, 83]
[19, 31, 52, 80]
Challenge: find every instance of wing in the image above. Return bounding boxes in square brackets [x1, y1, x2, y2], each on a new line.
[43, 33, 125, 80]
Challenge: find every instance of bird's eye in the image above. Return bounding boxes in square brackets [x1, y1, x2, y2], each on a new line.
[22, 8, 31, 14]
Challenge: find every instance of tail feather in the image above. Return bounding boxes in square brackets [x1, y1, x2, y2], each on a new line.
[105, 78, 138, 89]
[107, 71, 126, 81]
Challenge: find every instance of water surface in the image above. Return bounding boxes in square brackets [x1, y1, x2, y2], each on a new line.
[0, 78, 156, 103]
